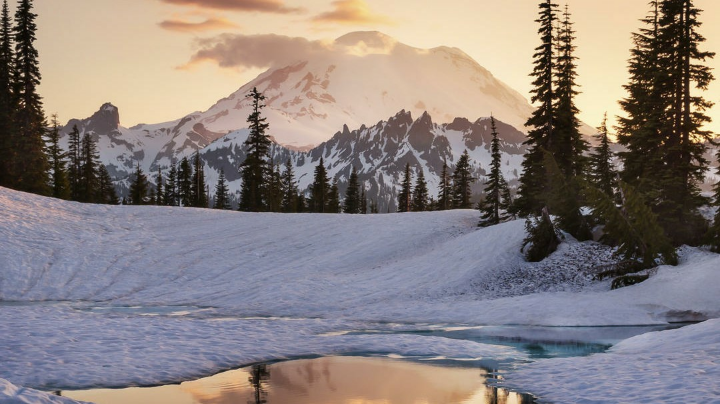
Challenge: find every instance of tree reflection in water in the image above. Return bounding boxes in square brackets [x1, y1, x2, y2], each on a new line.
[248, 364, 270, 404]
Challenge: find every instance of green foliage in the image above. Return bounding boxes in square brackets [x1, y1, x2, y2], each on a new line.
[78, 132, 99, 203]
[97, 164, 118, 205]
[583, 180, 677, 267]
[452, 150, 474, 209]
[343, 165, 361, 214]
[521, 207, 560, 262]
[543, 150, 591, 240]
[412, 169, 429, 212]
[588, 113, 616, 199]
[239, 87, 272, 212]
[397, 162, 412, 212]
[309, 157, 331, 213]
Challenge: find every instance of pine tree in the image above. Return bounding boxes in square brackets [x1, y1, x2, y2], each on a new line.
[213, 168, 231, 210]
[412, 169, 429, 212]
[11, 0, 47, 194]
[67, 124, 81, 200]
[521, 206, 560, 262]
[452, 150, 474, 209]
[309, 157, 330, 213]
[479, 116, 511, 225]
[705, 150, 720, 252]
[129, 163, 148, 205]
[343, 165, 361, 214]
[164, 161, 178, 206]
[178, 156, 192, 207]
[516, 0, 559, 215]
[45, 115, 69, 199]
[239, 87, 271, 212]
[97, 164, 118, 204]
[190, 152, 207, 208]
[437, 159, 453, 210]
[544, 150, 591, 240]
[79, 132, 99, 203]
[328, 178, 340, 213]
[0, 0, 13, 187]
[588, 113, 616, 199]
[360, 185, 368, 214]
[280, 158, 298, 213]
[155, 168, 163, 206]
[397, 163, 412, 212]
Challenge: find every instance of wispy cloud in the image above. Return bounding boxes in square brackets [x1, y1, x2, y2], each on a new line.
[159, 17, 240, 33]
[311, 0, 394, 26]
[160, 0, 303, 14]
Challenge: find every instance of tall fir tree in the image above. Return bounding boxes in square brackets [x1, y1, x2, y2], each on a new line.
[239, 87, 271, 212]
[178, 156, 192, 207]
[437, 159, 453, 211]
[452, 150, 474, 209]
[66, 124, 81, 200]
[412, 169, 429, 212]
[397, 163, 412, 212]
[618, 0, 715, 245]
[309, 157, 331, 213]
[280, 158, 298, 213]
[328, 178, 340, 213]
[97, 164, 118, 205]
[479, 116, 512, 226]
[164, 161, 178, 206]
[190, 152, 207, 208]
[516, 0, 559, 215]
[79, 132, 99, 203]
[45, 115, 69, 199]
[588, 113, 616, 199]
[360, 184, 368, 214]
[12, 0, 47, 194]
[128, 162, 148, 205]
[213, 168, 231, 210]
[0, 0, 13, 187]
[154, 168, 163, 206]
[343, 165, 361, 214]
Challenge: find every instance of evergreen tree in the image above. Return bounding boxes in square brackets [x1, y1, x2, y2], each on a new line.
[521, 206, 560, 262]
[544, 150, 591, 240]
[178, 156, 192, 207]
[190, 152, 207, 207]
[296, 193, 307, 213]
[239, 87, 271, 212]
[97, 164, 118, 205]
[705, 150, 720, 252]
[618, 0, 715, 245]
[45, 115, 69, 199]
[516, 0, 559, 215]
[360, 185, 367, 214]
[12, 0, 47, 194]
[437, 159, 453, 210]
[128, 163, 148, 205]
[584, 180, 677, 266]
[412, 169, 429, 212]
[588, 113, 616, 199]
[452, 150, 474, 209]
[67, 124, 81, 200]
[309, 157, 331, 213]
[343, 165, 361, 214]
[155, 167, 163, 206]
[213, 168, 231, 210]
[280, 158, 298, 213]
[328, 178, 340, 213]
[267, 161, 283, 212]
[79, 132, 99, 203]
[479, 116, 511, 225]
[164, 161, 178, 206]
[0, 0, 13, 187]
[370, 198, 379, 214]
[397, 163, 412, 212]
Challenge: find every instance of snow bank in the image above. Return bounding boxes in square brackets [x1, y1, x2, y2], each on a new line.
[0, 378, 86, 404]
[504, 319, 720, 403]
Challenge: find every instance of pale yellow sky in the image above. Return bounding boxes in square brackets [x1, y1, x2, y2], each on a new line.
[25, 0, 720, 134]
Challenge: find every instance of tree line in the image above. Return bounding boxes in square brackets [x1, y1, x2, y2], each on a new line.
[508, 0, 720, 265]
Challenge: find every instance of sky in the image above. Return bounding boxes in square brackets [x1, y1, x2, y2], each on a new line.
[22, 0, 720, 134]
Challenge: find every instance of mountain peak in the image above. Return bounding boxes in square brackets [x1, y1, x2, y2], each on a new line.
[87, 103, 120, 134]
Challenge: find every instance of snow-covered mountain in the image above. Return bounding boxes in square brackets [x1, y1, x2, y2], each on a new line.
[200, 109, 528, 211]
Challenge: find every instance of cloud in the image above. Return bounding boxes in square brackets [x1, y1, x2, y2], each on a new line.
[311, 0, 394, 26]
[180, 34, 332, 70]
[159, 17, 240, 32]
[160, 0, 303, 14]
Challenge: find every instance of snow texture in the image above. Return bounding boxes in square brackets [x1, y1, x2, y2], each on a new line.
[1, 187, 720, 403]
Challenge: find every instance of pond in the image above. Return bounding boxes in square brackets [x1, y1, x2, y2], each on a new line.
[62, 356, 535, 404]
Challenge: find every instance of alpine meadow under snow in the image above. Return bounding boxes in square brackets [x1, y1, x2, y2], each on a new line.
[1, 187, 720, 403]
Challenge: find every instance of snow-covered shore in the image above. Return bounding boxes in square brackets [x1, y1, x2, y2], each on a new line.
[1, 187, 719, 403]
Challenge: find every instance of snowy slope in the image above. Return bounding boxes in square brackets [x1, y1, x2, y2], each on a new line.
[1, 187, 720, 402]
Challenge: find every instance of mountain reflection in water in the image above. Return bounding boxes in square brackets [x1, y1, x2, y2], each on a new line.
[64, 356, 533, 404]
